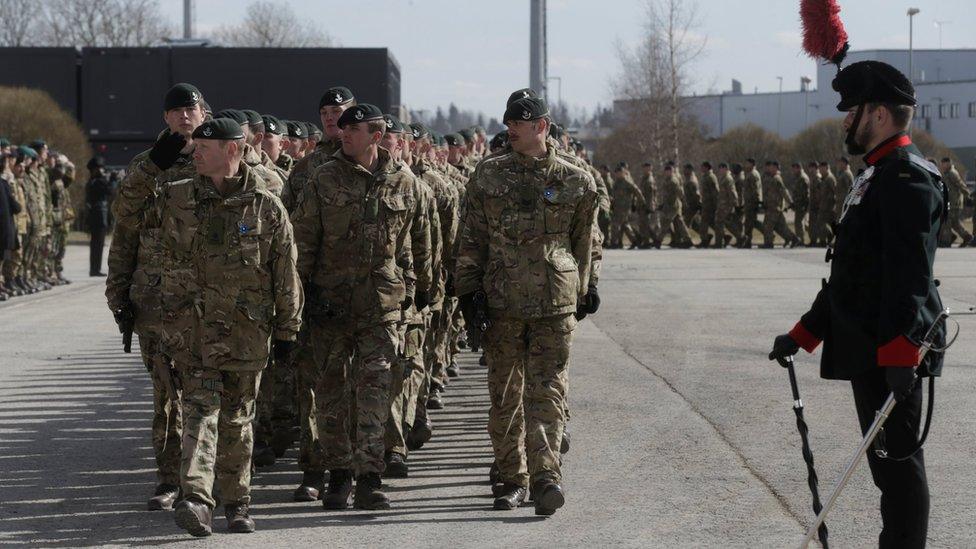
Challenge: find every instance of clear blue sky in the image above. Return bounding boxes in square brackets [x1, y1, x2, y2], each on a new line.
[162, 0, 976, 117]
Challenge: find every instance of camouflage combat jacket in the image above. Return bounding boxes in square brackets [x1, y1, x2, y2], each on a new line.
[455, 145, 598, 320]
[291, 148, 432, 328]
[147, 164, 303, 371]
[281, 137, 340, 212]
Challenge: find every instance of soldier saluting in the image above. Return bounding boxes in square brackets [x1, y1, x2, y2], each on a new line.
[769, 61, 947, 548]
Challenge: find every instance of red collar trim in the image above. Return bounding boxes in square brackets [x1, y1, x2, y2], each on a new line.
[864, 134, 912, 166]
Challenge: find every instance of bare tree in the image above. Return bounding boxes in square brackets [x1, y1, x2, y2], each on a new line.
[36, 0, 172, 47]
[213, 1, 334, 47]
[0, 0, 40, 46]
[610, 0, 705, 164]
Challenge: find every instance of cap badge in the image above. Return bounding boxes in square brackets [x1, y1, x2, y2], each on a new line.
[190, 92, 199, 102]
[354, 110, 364, 120]
[335, 92, 344, 103]
[522, 110, 531, 120]
[268, 122, 276, 130]
[202, 126, 213, 137]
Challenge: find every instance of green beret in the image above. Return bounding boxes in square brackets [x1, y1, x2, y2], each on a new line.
[431, 132, 445, 146]
[192, 118, 245, 140]
[214, 109, 248, 125]
[240, 109, 263, 127]
[457, 128, 474, 143]
[507, 88, 538, 107]
[489, 131, 509, 150]
[28, 139, 46, 151]
[285, 120, 305, 139]
[504, 97, 549, 124]
[262, 115, 284, 135]
[409, 123, 429, 140]
[18, 145, 37, 158]
[319, 86, 355, 109]
[337, 103, 384, 129]
[0, 137, 9, 147]
[383, 114, 405, 134]
[444, 133, 464, 147]
[164, 83, 202, 111]
[305, 122, 322, 137]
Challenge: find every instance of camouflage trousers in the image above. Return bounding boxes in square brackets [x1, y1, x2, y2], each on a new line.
[449, 299, 464, 358]
[255, 358, 298, 448]
[141, 337, 182, 486]
[294, 341, 323, 473]
[179, 367, 262, 508]
[941, 209, 972, 245]
[52, 223, 67, 274]
[27, 232, 51, 280]
[636, 209, 660, 245]
[698, 204, 717, 244]
[608, 215, 637, 247]
[793, 207, 808, 245]
[808, 208, 822, 243]
[2, 233, 26, 280]
[742, 204, 760, 243]
[426, 306, 452, 388]
[762, 210, 795, 245]
[714, 209, 742, 245]
[484, 313, 576, 488]
[386, 321, 426, 456]
[311, 319, 396, 476]
[659, 210, 691, 246]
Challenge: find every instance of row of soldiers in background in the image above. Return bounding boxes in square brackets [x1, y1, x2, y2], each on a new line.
[0, 139, 76, 301]
[105, 83, 585, 537]
[602, 155, 974, 249]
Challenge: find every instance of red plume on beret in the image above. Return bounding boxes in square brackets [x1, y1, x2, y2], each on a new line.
[800, 0, 849, 66]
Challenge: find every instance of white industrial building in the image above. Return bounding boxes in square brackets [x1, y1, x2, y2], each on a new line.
[623, 49, 976, 172]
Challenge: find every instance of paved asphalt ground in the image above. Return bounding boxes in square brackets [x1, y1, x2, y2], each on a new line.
[0, 243, 974, 547]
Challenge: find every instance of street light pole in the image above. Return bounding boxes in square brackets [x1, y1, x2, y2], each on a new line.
[907, 8, 920, 84]
[776, 76, 783, 135]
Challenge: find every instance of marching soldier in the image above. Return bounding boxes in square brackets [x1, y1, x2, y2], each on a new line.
[817, 160, 839, 240]
[635, 161, 658, 248]
[938, 157, 972, 247]
[455, 95, 598, 515]
[713, 162, 740, 248]
[807, 161, 824, 246]
[658, 163, 692, 248]
[290, 103, 432, 511]
[106, 83, 204, 512]
[698, 161, 719, 248]
[769, 60, 946, 549]
[759, 161, 796, 248]
[740, 158, 762, 248]
[789, 162, 810, 246]
[608, 163, 644, 249]
[835, 156, 854, 220]
[681, 163, 702, 234]
[146, 118, 302, 536]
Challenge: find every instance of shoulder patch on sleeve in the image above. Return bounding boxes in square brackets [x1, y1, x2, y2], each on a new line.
[906, 153, 941, 179]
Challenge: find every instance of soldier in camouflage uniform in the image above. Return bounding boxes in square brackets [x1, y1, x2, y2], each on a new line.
[608, 164, 645, 249]
[291, 104, 432, 511]
[281, 86, 354, 212]
[681, 163, 702, 234]
[25, 142, 54, 288]
[834, 156, 854, 221]
[46, 153, 74, 284]
[634, 161, 658, 248]
[759, 161, 796, 248]
[815, 161, 838, 244]
[455, 96, 598, 515]
[713, 162, 741, 247]
[806, 161, 824, 246]
[939, 157, 972, 247]
[4, 149, 33, 294]
[105, 83, 204, 512]
[657, 164, 692, 248]
[788, 162, 810, 246]
[144, 119, 302, 537]
[740, 158, 762, 248]
[697, 161, 719, 248]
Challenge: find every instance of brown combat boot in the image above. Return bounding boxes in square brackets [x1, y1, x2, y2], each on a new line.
[174, 499, 212, 537]
[147, 483, 179, 511]
[532, 480, 565, 516]
[353, 473, 390, 510]
[322, 469, 353, 509]
[224, 503, 255, 533]
[293, 470, 325, 502]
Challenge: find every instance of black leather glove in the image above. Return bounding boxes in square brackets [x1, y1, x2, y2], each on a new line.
[885, 367, 917, 402]
[401, 294, 414, 311]
[148, 131, 187, 171]
[113, 303, 134, 332]
[575, 285, 600, 320]
[768, 333, 800, 361]
[273, 339, 295, 361]
[414, 290, 430, 311]
[445, 274, 456, 297]
[459, 292, 476, 330]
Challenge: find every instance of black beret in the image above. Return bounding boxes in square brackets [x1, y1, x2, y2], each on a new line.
[240, 109, 263, 127]
[489, 131, 509, 150]
[444, 133, 464, 147]
[683, 163, 694, 170]
[745, 157, 756, 164]
[164, 83, 203, 111]
[319, 86, 355, 109]
[940, 157, 951, 163]
[285, 120, 305, 139]
[409, 123, 429, 140]
[192, 118, 245, 140]
[262, 114, 284, 135]
[430, 132, 444, 146]
[701, 161, 712, 169]
[214, 109, 248, 125]
[337, 103, 384, 129]
[87, 156, 105, 170]
[642, 161, 653, 167]
[383, 114, 405, 134]
[615, 161, 628, 171]
[507, 88, 538, 107]
[305, 122, 322, 137]
[549, 124, 565, 139]
[28, 139, 46, 151]
[503, 97, 549, 124]
[832, 60, 916, 111]
[718, 162, 729, 169]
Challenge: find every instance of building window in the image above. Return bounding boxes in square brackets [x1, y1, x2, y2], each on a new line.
[921, 104, 931, 118]
[969, 102, 976, 118]
[950, 103, 960, 118]
[938, 103, 947, 119]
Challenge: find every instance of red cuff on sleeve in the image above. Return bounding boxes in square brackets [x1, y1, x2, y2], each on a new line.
[789, 321, 822, 353]
[878, 335, 920, 367]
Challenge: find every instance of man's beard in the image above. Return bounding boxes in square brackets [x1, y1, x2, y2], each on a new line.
[845, 113, 871, 155]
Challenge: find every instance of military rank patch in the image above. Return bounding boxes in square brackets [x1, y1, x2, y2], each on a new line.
[238, 221, 250, 235]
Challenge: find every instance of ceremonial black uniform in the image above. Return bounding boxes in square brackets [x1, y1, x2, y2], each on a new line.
[85, 165, 113, 276]
[773, 60, 948, 549]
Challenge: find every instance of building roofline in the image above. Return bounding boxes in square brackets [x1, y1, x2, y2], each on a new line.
[849, 48, 976, 53]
